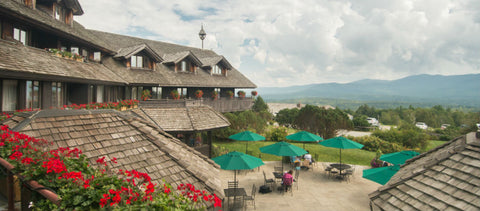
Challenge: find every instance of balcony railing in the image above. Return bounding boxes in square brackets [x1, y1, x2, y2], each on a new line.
[139, 97, 254, 113]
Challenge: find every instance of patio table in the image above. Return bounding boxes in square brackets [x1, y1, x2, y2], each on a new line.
[273, 172, 283, 183]
[224, 188, 246, 209]
[330, 163, 351, 171]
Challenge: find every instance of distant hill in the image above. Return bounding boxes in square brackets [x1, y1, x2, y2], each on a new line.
[257, 74, 480, 109]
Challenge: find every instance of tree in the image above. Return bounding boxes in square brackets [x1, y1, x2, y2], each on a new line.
[252, 96, 269, 112]
[275, 108, 299, 127]
[294, 105, 352, 139]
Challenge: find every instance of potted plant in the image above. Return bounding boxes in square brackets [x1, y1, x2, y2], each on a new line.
[73, 54, 83, 62]
[237, 90, 246, 99]
[226, 90, 234, 99]
[170, 90, 180, 100]
[62, 51, 73, 59]
[211, 91, 218, 100]
[251, 90, 258, 97]
[194, 90, 203, 99]
[141, 89, 152, 101]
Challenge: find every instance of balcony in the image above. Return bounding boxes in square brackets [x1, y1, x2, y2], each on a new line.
[139, 97, 254, 113]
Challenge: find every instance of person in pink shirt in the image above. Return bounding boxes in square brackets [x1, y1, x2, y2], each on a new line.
[282, 170, 294, 192]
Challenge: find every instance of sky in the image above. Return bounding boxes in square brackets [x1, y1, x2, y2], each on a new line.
[76, 0, 480, 87]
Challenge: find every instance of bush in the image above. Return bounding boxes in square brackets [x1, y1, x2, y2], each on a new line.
[372, 128, 429, 150]
[266, 127, 288, 142]
[348, 135, 403, 154]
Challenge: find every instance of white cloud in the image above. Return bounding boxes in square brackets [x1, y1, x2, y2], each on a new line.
[76, 0, 480, 87]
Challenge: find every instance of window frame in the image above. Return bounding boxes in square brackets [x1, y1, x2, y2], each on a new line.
[13, 27, 27, 45]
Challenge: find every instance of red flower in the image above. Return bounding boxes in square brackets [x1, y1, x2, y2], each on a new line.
[111, 157, 117, 164]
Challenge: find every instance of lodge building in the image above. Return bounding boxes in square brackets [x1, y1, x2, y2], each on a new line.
[0, 0, 256, 112]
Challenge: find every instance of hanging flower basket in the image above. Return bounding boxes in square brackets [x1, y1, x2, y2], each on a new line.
[237, 91, 246, 99]
[141, 89, 152, 101]
[251, 90, 258, 97]
[195, 90, 203, 99]
[170, 90, 180, 100]
[226, 91, 234, 99]
[211, 91, 218, 100]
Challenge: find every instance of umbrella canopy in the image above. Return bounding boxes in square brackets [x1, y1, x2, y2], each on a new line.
[260, 141, 308, 157]
[380, 150, 420, 165]
[319, 137, 364, 174]
[260, 141, 307, 171]
[212, 151, 265, 183]
[286, 131, 324, 149]
[229, 131, 265, 154]
[362, 165, 400, 185]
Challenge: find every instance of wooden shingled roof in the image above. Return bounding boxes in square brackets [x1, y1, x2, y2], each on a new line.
[1, 110, 224, 198]
[131, 106, 230, 132]
[0, 40, 126, 85]
[369, 132, 480, 210]
[88, 30, 257, 88]
[0, 0, 114, 53]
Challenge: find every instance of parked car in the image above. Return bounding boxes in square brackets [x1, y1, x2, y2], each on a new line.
[415, 122, 428, 130]
[441, 124, 451, 130]
[366, 117, 379, 126]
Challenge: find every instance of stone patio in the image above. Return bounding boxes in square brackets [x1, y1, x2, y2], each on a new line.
[218, 161, 381, 211]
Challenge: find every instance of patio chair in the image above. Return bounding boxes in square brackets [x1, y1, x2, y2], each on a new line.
[263, 171, 275, 189]
[294, 170, 300, 190]
[228, 180, 238, 189]
[274, 166, 283, 173]
[302, 159, 312, 171]
[322, 162, 331, 175]
[244, 184, 256, 209]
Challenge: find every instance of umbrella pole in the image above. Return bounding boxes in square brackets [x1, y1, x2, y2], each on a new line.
[233, 170, 237, 209]
[339, 148, 342, 176]
[303, 142, 305, 149]
[246, 142, 248, 154]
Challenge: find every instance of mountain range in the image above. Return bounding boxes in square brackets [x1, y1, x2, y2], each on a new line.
[256, 74, 480, 108]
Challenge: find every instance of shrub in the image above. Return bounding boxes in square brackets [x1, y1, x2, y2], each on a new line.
[266, 126, 288, 142]
[348, 135, 403, 154]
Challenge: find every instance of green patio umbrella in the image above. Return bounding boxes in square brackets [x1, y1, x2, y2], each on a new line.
[286, 131, 324, 149]
[212, 151, 264, 208]
[362, 165, 400, 185]
[380, 150, 420, 165]
[319, 136, 364, 174]
[260, 141, 308, 170]
[212, 151, 265, 182]
[229, 131, 265, 154]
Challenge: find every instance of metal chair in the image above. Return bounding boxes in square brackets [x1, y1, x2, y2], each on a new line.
[244, 184, 256, 209]
[228, 180, 238, 189]
[294, 170, 300, 190]
[263, 171, 275, 189]
[274, 166, 283, 173]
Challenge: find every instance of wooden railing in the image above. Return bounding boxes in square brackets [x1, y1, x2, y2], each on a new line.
[139, 98, 254, 113]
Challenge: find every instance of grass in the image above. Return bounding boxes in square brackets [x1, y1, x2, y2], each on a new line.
[213, 140, 376, 166]
[423, 140, 446, 152]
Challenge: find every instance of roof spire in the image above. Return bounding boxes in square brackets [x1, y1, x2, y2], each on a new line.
[199, 24, 207, 50]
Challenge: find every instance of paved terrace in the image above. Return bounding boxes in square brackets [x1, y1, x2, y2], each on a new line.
[219, 161, 381, 211]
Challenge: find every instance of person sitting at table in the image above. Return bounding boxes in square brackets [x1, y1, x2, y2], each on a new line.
[304, 151, 313, 164]
[282, 170, 294, 192]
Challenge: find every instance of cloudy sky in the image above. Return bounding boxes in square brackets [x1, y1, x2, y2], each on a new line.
[76, 0, 480, 87]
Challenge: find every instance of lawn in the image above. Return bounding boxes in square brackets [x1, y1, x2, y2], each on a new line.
[213, 140, 376, 166]
[423, 140, 446, 152]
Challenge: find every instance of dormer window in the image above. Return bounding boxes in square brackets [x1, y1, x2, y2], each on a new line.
[181, 61, 187, 71]
[131, 55, 143, 68]
[13, 27, 27, 45]
[212, 65, 222, 75]
[55, 6, 62, 20]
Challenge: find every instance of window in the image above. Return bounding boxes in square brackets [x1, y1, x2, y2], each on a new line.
[177, 88, 187, 98]
[96, 85, 104, 103]
[2, 80, 17, 111]
[131, 56, 143, 68]
[55, 6, 62, 20]
[71, 47, 79, 56]
[26, 81, 40, 109]
[51, 82, 63, 108]
[180, 61, 187, 71]
[13, 28, 27, 45]
[152, 87, 162, 99]
[94, 52, 101, 61]
[214, 88, 221, 99]
[212, 65, 222, 75]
